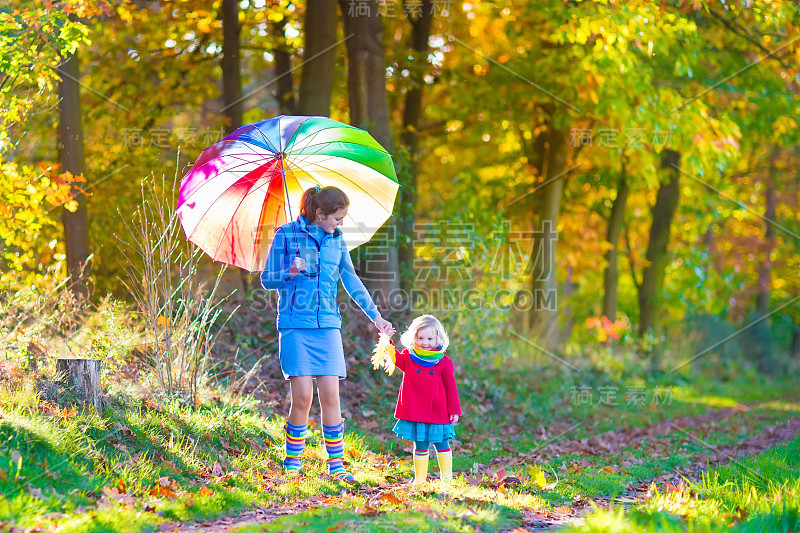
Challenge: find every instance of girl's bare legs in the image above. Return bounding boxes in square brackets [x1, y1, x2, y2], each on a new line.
[315, 375, 342, 425]
[287, 376, 314, 425]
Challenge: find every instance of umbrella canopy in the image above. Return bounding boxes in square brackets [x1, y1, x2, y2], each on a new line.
[177, 115, 399, 272]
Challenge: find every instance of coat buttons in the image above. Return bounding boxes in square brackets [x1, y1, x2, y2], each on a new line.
[429, 370, 435, 375]
[416, 369, 421, 373]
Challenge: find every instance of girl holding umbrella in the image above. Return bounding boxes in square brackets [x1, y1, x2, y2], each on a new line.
[177, 116, 400, 481]
[261, 185, 395, 481]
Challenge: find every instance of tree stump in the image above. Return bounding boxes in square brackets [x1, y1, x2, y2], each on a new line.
[56, 358, 104, 413]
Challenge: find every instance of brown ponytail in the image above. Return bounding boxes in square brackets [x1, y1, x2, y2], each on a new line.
[299, 186, 350, 222]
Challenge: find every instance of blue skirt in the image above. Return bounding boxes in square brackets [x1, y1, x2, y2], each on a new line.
[393, 419, 456, 443]
[278, 328, 345, 380]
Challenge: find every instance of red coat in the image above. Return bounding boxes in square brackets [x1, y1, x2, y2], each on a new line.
[393, 348, 461, 424]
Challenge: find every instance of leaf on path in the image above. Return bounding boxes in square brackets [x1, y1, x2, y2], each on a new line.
[114, 422, 135, 438]
[346, 447, 364, 459]
[198, 487, 213, 497]
[378, 492, 405, 504]
[211, 460, 225, 477]
[598, 466, 616, 474]
[101, 486, 137, 505]
[327, 522, 345, 532]
[220, 438, 243, 456]
[149, 485, 177, 499]
[244, 437, 265, 455]
[356, 505, 380, 517]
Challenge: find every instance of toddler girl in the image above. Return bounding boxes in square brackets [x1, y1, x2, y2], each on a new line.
[377, 314, 461, 485]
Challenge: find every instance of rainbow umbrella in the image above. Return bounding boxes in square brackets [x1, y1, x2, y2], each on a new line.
[177, 115, 399, 272]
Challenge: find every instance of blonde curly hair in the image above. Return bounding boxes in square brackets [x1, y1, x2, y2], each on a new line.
[399, 314, 449, 351]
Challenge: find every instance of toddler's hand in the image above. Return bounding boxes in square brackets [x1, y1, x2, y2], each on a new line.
[450, 414, 459, 425]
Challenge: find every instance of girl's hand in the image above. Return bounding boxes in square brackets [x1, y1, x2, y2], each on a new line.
[373, 316, 395, 336]
[450, 414, 459, 425]
[288, 257, 306, 277]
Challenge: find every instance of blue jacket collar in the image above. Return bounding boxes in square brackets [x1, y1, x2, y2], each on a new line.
[296, 215, 342, 239]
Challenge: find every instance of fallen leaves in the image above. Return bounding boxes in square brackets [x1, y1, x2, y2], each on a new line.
[220, 438, 243, 457]
[210, 460, 225, 477]
[113, 421, 135, 438]
[149, 477, 179, 499]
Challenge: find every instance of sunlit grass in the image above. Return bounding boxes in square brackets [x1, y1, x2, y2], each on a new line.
[561, 435, 800, 533]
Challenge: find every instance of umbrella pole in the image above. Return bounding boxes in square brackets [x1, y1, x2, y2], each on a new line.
[279, 153, 302, 263]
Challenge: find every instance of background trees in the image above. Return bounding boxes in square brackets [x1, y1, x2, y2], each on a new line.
[4, 0, 800, 369]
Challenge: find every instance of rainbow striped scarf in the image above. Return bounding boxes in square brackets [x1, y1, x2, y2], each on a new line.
[410, 345, 444, 367]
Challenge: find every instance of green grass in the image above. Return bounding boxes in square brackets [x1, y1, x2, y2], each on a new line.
[0, 382, 378, 532]
[560, 434, 800, 533]
[1, 348, 798, 532]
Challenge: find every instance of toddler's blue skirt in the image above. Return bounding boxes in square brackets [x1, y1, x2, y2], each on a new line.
[392, 419, 456, 443]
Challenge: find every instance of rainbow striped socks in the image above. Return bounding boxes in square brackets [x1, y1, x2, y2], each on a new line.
[436, 446, 453, 481]
[323, 421, 354, 481]
[412, 444, 430, 485]
[283, 421, 307, 473]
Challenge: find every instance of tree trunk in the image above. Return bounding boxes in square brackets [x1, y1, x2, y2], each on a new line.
[56, 358, 104, 413]
[221, 0, 252, 292]
[57, 51, 91, 302]
[339, 0, 392, 150]
[755, 146, 778, 316]
[528, 126, 567, 349]
[398, 0, 433, 294]
[272, 20, 296, 114]
[221, 0, 243, 131]
[638, 149, 681, 337]
[602, 163, 630, 320]
[340, 0, 399, 304]
[298, 0, 338, 116]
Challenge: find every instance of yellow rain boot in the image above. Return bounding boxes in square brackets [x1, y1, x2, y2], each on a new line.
[436, 446, 453, 481]
[412, 444, 429, 485]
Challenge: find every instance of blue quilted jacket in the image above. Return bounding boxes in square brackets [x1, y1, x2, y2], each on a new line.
[261, 216, 379, 329]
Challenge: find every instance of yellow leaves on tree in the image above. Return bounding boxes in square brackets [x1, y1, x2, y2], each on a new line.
[0, 157, 84, 289]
